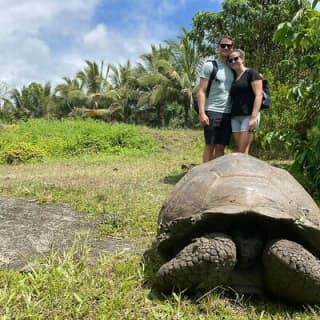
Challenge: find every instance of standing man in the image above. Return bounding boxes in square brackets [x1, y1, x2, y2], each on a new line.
[197, 36, 234, 162]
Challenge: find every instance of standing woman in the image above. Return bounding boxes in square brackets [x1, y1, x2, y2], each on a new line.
[228, 49, 263, 154]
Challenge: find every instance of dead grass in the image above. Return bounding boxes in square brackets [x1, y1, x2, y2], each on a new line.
[0, 128, 202, 239]
[0, 126, 317, 319]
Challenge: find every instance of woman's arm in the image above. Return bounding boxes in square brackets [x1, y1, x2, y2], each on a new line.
[249, 79, 263, 131]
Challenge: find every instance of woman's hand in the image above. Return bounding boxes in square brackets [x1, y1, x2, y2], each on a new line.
[248, 116, 257, 132]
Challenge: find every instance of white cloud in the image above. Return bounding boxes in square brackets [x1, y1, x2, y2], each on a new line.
[0, 0, 103, 88]
[0, 0, 206, 89]
[83, 24, 108, 49]
[82, 23, 145, 64]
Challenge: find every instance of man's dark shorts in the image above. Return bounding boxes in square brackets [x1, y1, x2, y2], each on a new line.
[203, 111, 232, 145]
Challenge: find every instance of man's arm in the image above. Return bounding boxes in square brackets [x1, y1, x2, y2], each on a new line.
[197, 78, 209, 127]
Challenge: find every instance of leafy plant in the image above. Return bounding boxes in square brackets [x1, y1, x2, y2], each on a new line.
[0, 142, 47, 164]
[0, 119, 159, 164]
[253, 75, 297, 160]
[290, 119, 320, 199]
[0, 124, 319, 318]
[274, 2, 320, 197]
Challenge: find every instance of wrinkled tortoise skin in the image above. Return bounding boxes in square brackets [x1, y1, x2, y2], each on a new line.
[154, 153, 320, 304]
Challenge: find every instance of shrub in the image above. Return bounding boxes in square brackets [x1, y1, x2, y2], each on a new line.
[1, 142, 47, 164]
[0, 119, 159, 164]
[290, 119, 320, 200]
[253, 78, 298, 160]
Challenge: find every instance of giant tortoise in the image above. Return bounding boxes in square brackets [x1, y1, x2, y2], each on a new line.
[154, 153, 320, 304]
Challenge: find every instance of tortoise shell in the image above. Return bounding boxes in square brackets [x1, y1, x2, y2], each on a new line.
[157, 153, 320, 258]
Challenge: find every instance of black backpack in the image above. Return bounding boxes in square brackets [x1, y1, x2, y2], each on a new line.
[261, 79, 271, 110]
[248, 69, 271, 110]
[193, 60, 218, 114]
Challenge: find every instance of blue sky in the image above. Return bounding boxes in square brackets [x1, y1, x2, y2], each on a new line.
[0, 0, 222, 90]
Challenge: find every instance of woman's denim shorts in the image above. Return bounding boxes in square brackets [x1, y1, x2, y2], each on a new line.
[231, 113, 261, 132]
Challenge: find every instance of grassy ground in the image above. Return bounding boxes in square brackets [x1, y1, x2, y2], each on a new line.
[0, 123, 319, 319]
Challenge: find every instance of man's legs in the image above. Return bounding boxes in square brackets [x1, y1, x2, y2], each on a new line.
[203, 144, 225, 162]
[203, 144, 214, 162]
[203, 112, 230, 162]
[214, 144, 225, 158]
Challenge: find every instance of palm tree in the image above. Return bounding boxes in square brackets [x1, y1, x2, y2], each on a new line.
[136, 32, 202, 127]
[7, 82, 55, 119]
[136, 44, 179, 126]
[166, 27, 203, 125]
[107, 60, 141, 122]
[76, 60, 110, 109]
[55, 77, 87, 117]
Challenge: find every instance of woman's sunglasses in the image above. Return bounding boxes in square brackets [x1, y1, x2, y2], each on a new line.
[219, 44, 233, 49]
[228, 56, 240, 63]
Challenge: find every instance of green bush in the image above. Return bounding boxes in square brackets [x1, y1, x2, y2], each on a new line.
[253, 78, 298, 160]
[1, 142, 47, 164]
[0, 119, 159, 164]
[290, 119, 320, 200]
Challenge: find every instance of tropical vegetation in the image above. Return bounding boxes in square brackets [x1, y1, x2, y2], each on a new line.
[1, 122, 320, 319]
[0, 1, 320, 317]
[0, 1, 319, 202]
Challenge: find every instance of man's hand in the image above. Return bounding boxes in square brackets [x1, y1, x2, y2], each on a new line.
[199, 113, 209, 127]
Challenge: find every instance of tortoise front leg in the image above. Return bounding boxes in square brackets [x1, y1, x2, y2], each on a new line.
[263, 239, 320, 304]
[153, 233, 237, 292]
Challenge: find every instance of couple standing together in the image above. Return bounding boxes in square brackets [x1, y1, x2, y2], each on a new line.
[197, 35, 264, 162]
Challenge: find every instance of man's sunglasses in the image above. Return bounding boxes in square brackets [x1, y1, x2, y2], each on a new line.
[219, 44, 233, 49]
[228, 56, 240, 63]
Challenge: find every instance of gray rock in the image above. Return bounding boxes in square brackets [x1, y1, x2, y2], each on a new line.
[0, 196, 139, 270]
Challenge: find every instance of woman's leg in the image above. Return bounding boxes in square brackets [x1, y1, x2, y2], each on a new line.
[244, 132, 254, 154]
[232, 115, 259, 154]
[232, 131, 240, 151]
[231, 116, 245, 153]
[234, 131, 251, 154]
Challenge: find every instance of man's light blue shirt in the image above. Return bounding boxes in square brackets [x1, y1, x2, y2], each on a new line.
[200, 60, 234, 113]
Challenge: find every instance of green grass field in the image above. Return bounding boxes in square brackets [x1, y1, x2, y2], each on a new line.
[0, 119, 319, 319]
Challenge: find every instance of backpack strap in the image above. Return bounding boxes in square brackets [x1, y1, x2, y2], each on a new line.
[206, 60, 218, 98]
[192, 60, 218, 114]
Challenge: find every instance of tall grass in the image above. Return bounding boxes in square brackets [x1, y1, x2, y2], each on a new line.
[0, 120, 318, 319]
[0, 119, 159, 164]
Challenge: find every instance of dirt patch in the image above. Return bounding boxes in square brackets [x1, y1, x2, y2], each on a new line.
[0, 196, 142, 270]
